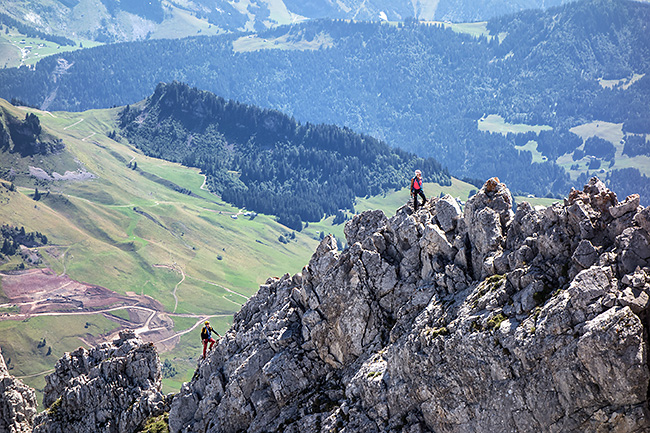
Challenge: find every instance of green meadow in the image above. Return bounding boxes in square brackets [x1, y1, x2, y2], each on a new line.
[0, 28, 100, 68]
[478, 114, 553, 135]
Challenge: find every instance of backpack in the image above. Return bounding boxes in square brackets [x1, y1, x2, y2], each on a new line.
[201, 326, 209, 340]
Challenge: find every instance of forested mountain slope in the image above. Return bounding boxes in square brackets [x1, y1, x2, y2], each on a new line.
[120, 82, 450, 229]
[1, 0, 649, 201]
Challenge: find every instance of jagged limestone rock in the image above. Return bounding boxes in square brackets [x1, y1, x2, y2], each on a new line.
[435, 194, 461, 233]
[163, 176, 650, 432]
[0, 349, 37, 433]
[33, 330, 168, 433]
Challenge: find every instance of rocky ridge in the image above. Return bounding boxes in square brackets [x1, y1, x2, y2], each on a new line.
[31, 330, 168, 433]
[3, 177, 650, 432]
[0, 348, 37, 433]
[170, 177, 650, 432]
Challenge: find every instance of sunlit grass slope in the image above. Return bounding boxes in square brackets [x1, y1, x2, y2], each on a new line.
[0, 99, 321, 400]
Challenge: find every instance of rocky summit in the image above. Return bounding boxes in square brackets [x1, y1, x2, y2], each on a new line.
[3, 177, 650, 432]
[169, 177, 650, 432]
[31, 330, 168, 433]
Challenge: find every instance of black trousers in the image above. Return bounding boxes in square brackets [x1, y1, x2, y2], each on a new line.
[412, 189, 426, 211]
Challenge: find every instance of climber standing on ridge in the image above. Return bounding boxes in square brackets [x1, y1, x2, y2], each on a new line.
[201, 320, 220, 359]
[410, 169, 427, 212]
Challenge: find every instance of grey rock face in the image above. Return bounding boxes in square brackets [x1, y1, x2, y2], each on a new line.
[0, 349, 37, 433]
[169, 176, 650, 432]
[33, 330, 168, 433]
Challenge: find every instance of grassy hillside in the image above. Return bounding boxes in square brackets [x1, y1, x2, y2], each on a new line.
[0, 98, 560, 402]
[0, 29, 99, 69]
[0, 99, 325, 403]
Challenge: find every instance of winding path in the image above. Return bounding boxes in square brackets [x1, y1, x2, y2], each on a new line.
[63, 118, 84, 130]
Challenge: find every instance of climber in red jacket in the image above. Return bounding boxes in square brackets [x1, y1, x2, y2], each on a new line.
[410, 169, 427, 212]
[200, 320, 220, 359]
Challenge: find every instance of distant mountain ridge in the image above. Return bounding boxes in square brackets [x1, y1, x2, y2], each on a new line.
[1, 0, 648, 201]
[0, 0, 575, 43]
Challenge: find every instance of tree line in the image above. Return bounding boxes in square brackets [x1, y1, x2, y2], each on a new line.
[0, 224, 48, 257]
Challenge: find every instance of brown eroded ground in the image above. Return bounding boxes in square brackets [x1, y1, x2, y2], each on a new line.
[0, 268, 214, 353]
[0, 268, 162, 314]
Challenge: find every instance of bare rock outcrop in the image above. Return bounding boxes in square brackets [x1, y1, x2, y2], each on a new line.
[170, 177, 650, 433]
[32, 330, 168, 433]
[0, 349, 37, 433]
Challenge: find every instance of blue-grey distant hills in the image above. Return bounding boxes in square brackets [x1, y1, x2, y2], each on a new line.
[1, 0, 649, 202]
[0, 0, 575, 43]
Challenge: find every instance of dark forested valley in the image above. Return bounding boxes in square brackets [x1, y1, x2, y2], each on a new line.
[119, 82, 450, 229]
[1, 0, 649, 202]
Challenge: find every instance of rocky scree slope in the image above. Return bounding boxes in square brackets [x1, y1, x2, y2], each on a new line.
[170, 177, 650, 433]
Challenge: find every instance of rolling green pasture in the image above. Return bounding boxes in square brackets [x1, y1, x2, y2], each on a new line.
[0, 28, 100, 68]
[0, 99, 323, 400]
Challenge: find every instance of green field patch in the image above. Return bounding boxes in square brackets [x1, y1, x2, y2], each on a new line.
[173, 276, 244, 316]
[0, 38, 21, 68]
[515, 140, 546, 163]
[64, 182, 116, 206]
[569, 121, 624, 147]
[233, 31, 333, 53]
[0, 27, 101, 68]
[478, 114, 553, 135]
[607, 154, 650, 177]
[107, 308, 131, 321]
[598, 73, 645, 90]
[170, 315, 202, 333]
[446, 21, 490, 39]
